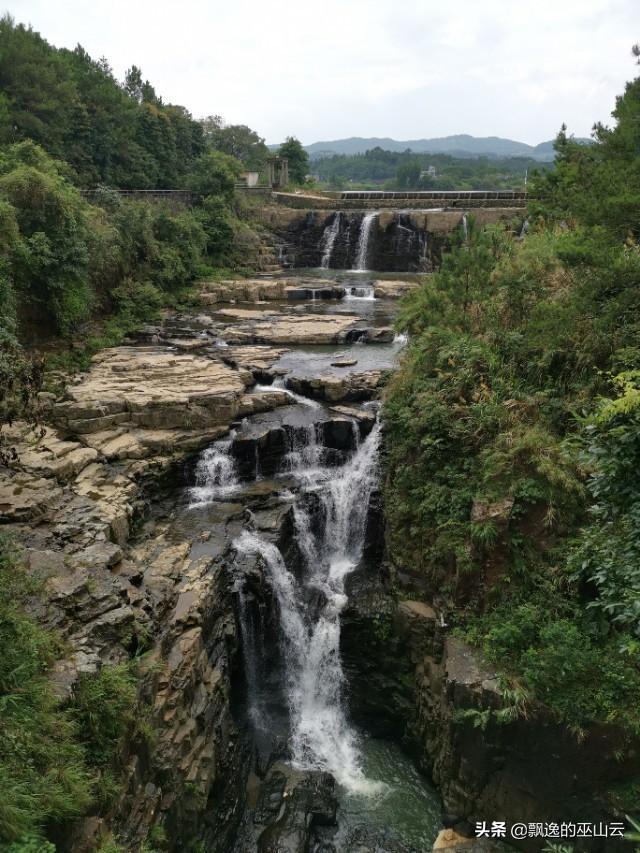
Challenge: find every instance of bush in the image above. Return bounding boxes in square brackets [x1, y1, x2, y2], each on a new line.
[466, 602, 640, 734]
[70, 663, 138, 768]
[0, 536, 92, 844]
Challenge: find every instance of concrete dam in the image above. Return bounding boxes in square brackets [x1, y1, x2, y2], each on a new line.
[257, 191, 527, 272]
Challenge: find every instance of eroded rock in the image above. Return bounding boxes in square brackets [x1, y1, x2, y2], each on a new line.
[286, 371, 384, 402]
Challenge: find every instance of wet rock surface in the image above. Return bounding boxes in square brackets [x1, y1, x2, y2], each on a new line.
[0, 271, 439, 852]
[286, 371, 385, 402]
[218, 310, 393, 346]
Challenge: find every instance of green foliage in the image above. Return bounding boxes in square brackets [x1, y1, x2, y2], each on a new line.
[384, 59, 640, 737]
[70, 663, 138, 768]
[0, 533, 144, 846]
[0, 15, 204, 188]
[277, 137, 309, 184]
[395, 157, 422, 188]
[185, 150, 241, 202]
[200, 116, 269, 172]
[2, 836, 57, 852]
[466, 602, 640, 733]
[531, 75, 640, 239]
[0, 141, 94, 335]
[311, 145, 541, 190]
[0, 536, 92, 844]
[0, 140, 239, 365]
[568, 374, 640, 635]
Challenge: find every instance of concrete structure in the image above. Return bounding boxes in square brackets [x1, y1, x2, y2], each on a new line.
[268, 189, 527, 210]
[239, 171, 260, 187]
[267, 156, 289, 188]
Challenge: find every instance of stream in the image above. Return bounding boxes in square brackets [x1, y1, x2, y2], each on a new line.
[162, 265, 441, 851]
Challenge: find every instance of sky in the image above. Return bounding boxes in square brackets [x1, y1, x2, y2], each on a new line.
[9, 0, 640, 146]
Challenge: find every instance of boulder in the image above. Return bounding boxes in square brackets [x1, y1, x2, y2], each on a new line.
[0, 473, 63, 521]
[221, 313, 364, 346]
[285, 371, 384, 402]
[373, 279, 420, 299]
[54, 346, 251, 435]
[232, 427, 288, 479]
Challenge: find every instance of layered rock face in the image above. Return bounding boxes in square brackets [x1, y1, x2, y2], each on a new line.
[343, 581, 640, 852]
[199, 278, 345, 304]
[0, 338, 308, 850]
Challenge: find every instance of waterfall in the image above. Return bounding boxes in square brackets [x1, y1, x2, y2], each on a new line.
[236, 587, 267, 730]
[188, 436, 239, 506]
[253, 379, 321, 409]
[319, 212, 342, 269]
[282, 423, 323, 474]
[345, 284, 375, 301]
[353, 211, 378, 272]
[461, 213, 469, 241]
[234, 420, 383, 794]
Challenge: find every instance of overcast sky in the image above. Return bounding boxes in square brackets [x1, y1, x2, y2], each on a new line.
[10, 0, 640, 145]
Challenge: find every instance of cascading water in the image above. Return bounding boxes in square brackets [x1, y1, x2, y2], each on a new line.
[188, 435, 239, 506]
[345, 283, 375, 301]
[319, 212, 342, 269]
[253, 379, 321, 409]
[353, 211, 378, 272]
[282, 423, 323, 473]
[234, 419, 384, 794]
[236, 587, 267, 731]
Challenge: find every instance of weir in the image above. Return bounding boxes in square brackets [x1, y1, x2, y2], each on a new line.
[263, 205, 523, 271]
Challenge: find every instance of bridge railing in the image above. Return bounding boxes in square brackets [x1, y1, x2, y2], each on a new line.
[338, 190, 528, 201]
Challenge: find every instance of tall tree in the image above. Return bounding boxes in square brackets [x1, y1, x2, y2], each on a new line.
[201, 119, 269, 171]
[278, 136, 309, 184]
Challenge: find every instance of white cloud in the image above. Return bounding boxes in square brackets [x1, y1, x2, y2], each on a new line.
[9, 0, 639, 144]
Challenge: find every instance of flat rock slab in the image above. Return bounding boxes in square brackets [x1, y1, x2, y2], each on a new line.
[215, 307, 273, 321]
[373, 279, 420, 299]
[221, 314, 366, 345]
[220, 346, 290, 372]
[54, 346, 252, 433]
[0, 472, 63, 521]
[331, 359, 358, 367]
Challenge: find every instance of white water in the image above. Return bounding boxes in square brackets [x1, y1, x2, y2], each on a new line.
[319, 212, 342, 269]
[345, 284, 375, 301]
[234, 420, 384, 795]
[282, 423, 324, 474]
[236, 587, 268, 730]
[253, 379, 321, 409]
[461, 213, 469, 240]
[353, 211, 379, 272]
[188, 436, 239, 506]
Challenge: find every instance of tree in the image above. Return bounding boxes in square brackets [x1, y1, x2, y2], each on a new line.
[202, 120, 269, 171]
[184, 150, 241, 201]
[396, 157, 421, 188]
[277, 136, 309, 184]
[0, 17, 205, 188]
[123, 65, 158, 104]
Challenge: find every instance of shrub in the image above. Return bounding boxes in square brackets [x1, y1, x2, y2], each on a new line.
[0, 536, 92, 844]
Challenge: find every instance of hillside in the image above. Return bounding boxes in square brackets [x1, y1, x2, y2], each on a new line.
[291, 134, 590, 161]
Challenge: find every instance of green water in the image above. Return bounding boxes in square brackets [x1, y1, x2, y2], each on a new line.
[334, 738, 442, 851]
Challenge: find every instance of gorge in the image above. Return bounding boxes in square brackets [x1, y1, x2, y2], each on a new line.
[3, 197, 635, 853]
[3, 11, 640, 853]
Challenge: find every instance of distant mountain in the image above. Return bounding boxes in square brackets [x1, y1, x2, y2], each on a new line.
[276, 134, 592, 161]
